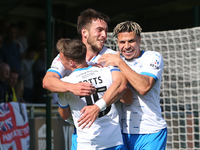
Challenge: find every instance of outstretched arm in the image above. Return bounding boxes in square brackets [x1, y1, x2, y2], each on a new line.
[78, 71, 127, 129]
[43, 71, 95, 96]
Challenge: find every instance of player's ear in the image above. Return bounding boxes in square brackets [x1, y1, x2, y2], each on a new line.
[69, 60, 73, 67]
[69, 60, 76, 67]
[82, 28, 88, 39]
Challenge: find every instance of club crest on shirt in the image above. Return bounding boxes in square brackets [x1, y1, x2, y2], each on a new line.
[150, 60, 159, 69]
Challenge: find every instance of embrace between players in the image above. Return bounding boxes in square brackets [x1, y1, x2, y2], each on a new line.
[43, 9, 167, 150]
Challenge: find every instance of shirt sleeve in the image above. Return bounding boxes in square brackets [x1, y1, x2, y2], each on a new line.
[108, 66, 120, 72]
[58, 93, 69, 108]
[140, 52, 164, 82]
[47, 54, 71, 78]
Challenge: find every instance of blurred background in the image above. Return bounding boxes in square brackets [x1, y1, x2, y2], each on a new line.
[0, 0, 200, 150]
[1, 0, 200, 39]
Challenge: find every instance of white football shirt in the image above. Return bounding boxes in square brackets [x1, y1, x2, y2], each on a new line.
[121, 50, 167, 134]
[47, 47, 117, 125]
[58, 66, 123, 150]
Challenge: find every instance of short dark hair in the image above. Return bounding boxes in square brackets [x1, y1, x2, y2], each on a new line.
[56, 38, 86, 63]
[77, 8, 110, 35]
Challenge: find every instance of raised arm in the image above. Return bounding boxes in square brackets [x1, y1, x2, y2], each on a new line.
[98, 51, 155, 95]
[43, 71, 95, 96]
[115, 60, 155, 95]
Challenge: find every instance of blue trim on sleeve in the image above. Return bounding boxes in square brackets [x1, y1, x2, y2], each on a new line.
[140, 72, 158, 82]
[110, 68, 120, 72]
[58, 103, 69, 108]
[47, 69, 62, 78]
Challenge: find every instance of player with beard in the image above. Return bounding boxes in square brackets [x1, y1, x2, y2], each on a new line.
[43, 9, 127, 150]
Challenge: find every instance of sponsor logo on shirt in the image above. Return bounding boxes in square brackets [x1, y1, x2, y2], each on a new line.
[150, 60, 159, 69]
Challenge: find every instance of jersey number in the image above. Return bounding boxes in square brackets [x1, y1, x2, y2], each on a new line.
[80, 86, 111, 118]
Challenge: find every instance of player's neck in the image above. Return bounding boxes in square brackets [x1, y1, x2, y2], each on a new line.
[86, 49, 99, 62]
[72, 61, 89, 71]
[83, 40, 100, 61]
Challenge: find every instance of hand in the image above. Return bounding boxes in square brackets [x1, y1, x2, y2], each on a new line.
[78, 105, 100, 129]
[98, 51, 121, 67]
[69, 82, 96, 96]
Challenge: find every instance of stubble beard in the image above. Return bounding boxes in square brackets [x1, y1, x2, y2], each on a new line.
[87, 36, 102, 53]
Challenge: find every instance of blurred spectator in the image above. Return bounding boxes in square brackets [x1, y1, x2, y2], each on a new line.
[16, 21, 29, 57]
[33, 28, 46, 49]
[52, 23, 65, 58]
[51, 93, 58, 104]
[32, 44, 46, 79]
[21, 47, 36, 103]
[0, 34, 3, 49]
[15, 77, 25, 103]
[34, 41, 46, 61]
[0, 34, 3, 63]
[0, 62, 10, 103]
[6, 69, 18, 102]
[0, 19, 10, 38]
[0, 24, 21, 76]
[32, 45, 47, 103]
[32, 70, 47, 103]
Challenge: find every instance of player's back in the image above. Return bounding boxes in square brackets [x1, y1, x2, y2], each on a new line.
[61, 66, 123, 150]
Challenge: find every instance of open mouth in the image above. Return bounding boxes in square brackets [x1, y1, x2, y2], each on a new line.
[122, 49, 135, 58]
[125, 49, 133, 53]
[123, 49, 134, 54]
[98, 40, 105, 46]
[99, 40, 105, 44]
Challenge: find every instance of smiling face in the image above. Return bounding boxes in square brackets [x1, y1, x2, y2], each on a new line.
[83, 19, 108, 52]
[117, 31, 141, 60]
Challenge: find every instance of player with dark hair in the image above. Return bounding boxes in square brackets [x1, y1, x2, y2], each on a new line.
[43, 9, 127, 150]
[57, 38, 132, 150]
